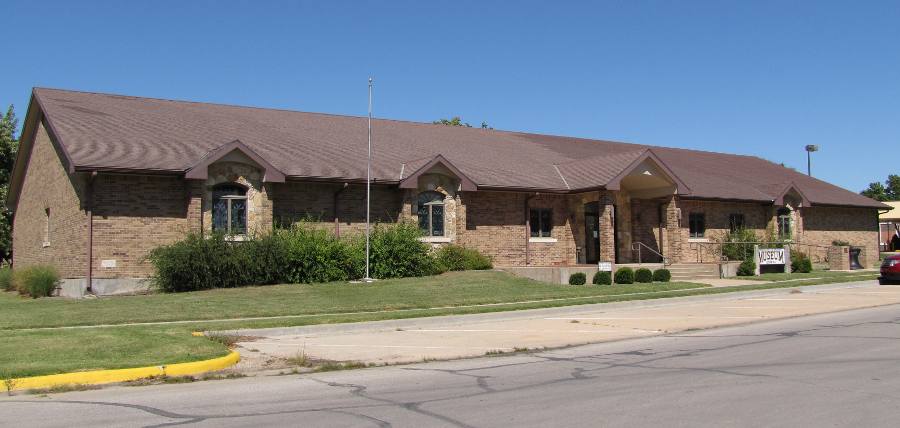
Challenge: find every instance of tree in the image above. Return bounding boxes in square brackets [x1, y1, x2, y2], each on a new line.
[0, 105, 18, 264]
[861, 174, 900, 201]
[433, 117, 492, 129]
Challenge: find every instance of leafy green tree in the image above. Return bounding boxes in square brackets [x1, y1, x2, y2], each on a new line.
[0, 105, 18, 264]
[433, 117, 492, 129]
[861, 181, 888, 201]
[861, 174, 899, 201]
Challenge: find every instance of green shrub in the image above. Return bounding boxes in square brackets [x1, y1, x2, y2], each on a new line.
[721, 228, 758, 261]
[435, 245, 493, 271]
[363, 222, 439, 279]
[614, 267, 634, 284]
[652, 269, 672, 282]
[0, 268, 12, 292]
[592, 271, 612, 285]
[634, 268, 653, 283]
[737, 260, 756, 276]
[149, 233, 236, 292]
[275, 226, 356, 284]
[790, 251, 813, 273]
[12, 265, 60, 298]
[568, 272, 586, 285]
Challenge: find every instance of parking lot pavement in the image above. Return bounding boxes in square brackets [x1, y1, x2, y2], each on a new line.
[234, 280, 900, 366]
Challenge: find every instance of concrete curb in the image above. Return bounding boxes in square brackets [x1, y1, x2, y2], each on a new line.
[6, 351, 240, 391]
[218, 280, 880, 337]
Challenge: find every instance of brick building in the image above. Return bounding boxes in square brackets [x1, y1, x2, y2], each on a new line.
[6, 88, 888, 295]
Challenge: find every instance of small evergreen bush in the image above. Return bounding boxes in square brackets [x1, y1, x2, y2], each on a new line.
[614, 267, 634, 284]
[12, 265, 59, 298]
[634, 268, 653, 283]
[435, 245, 493, 271]
[569, 272, 586, 285]
[592, 271, 612, 285]
[652, 269, 672, 282]
[737, 260, 756, 276]
[0, 268, 13, 291]
[364, 222, 440, 279]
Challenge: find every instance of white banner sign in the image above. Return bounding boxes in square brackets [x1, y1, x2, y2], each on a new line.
[597, 262, 613, 272]
[758, 248, 786, 265]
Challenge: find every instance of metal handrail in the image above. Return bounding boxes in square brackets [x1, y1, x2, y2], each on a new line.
[631, 242, 670, 265]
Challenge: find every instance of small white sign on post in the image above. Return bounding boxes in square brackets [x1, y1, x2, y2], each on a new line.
[597, 262, 613, 272]
[758, 248, 785, 265]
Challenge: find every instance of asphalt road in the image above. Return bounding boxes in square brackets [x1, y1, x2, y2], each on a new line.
[3, 303, 900, 427]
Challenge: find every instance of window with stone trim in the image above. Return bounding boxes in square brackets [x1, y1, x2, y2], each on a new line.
[689, 212, 706, 238]
[777, 207, 792, 239]
[729, 213, 745, 232]
[530, 208, 553, 238]
[417, 191, 445, 237]
[212, 183, 248, 235]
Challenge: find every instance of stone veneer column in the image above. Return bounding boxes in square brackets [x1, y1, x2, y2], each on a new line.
[598, 191, 616, 263]
[663, 195, 682, 263]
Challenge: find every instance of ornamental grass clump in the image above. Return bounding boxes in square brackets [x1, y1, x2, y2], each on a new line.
[592, 271, 612, 285]
[634, 268, 653, 283]
[12, 265, 60, 298]
[0, 268, 13, 292]
[614, 267, 634, 284]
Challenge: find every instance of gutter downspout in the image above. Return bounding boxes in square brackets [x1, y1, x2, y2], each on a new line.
[525, 193, 538, 266]
[333, 183, 349, 237]
[86, 172, 97, 295]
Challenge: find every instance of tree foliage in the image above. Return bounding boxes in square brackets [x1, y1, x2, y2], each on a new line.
[861, 174, 900, 201]
[433, 117, 492, 129]
[0, 105, 18, 264]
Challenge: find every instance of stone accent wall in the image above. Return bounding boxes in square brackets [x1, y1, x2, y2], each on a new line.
[12, 121, 88, 278]
[203, 162, 273, 235]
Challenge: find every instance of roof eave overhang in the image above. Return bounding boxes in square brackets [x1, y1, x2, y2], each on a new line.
[604, 149, 691, 195]
[184, 139, 285, 183]
[398, 154, 477, 191]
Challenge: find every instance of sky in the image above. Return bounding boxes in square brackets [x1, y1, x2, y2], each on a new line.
[3, 0, 898, 192]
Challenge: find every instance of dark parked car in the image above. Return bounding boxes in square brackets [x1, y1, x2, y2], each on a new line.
[881, 254, 900, 285]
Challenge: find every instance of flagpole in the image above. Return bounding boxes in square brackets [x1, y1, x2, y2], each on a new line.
[364, 77, 374, 282]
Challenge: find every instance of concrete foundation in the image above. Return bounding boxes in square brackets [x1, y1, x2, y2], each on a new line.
[56, 277, 153, 298]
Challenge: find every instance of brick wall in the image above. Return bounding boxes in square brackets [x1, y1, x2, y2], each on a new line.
[674, 199, 770, 263]
[272, 182, 404, 235]
[12, 121, 88, 278]
[92, 174, 194, 278]
[799, 206, 879, 267]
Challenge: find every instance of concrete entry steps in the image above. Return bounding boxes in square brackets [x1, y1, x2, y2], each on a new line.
[666, 263, 720, 281]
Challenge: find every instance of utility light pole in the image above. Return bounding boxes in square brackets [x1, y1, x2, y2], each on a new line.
[364, 77, 374, 282]
[805, 145, 818, 176]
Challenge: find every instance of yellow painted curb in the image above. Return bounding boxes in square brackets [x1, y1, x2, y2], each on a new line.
[8, 351, 240, 391]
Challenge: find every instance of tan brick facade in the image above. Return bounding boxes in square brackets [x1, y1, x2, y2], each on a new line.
[12, 134, 882, 288]
[12, 122, 88, 278]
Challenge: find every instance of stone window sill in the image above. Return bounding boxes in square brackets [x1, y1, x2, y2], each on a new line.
[421, 236, 452, 243]
[42, 242, 51, 248]
[226, 235, 249, 242]
[688, 238, 709, 243]
[529, 237, 558, 243]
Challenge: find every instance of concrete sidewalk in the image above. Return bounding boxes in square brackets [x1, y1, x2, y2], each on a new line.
[232, 280, 900, 367]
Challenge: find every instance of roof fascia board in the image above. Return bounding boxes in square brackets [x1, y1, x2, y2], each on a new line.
[185, 139, 285, 183]
[398, 154, 477, 191]
[605, 149, 691, 195]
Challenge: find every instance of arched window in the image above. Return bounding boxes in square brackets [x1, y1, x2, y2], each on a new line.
[777, 207, 792, 239]
[417, 191, 445, 237]
[212, 183, 248, 235]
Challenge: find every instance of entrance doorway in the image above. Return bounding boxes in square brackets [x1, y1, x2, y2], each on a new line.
[584, 202, 600, 264]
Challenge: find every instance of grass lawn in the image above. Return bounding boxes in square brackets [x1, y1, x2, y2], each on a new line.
[0, 269, 879, 379]
[744, 270, 878, 282]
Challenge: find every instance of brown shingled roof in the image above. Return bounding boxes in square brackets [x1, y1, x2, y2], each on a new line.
[15, 87, 888, 209]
